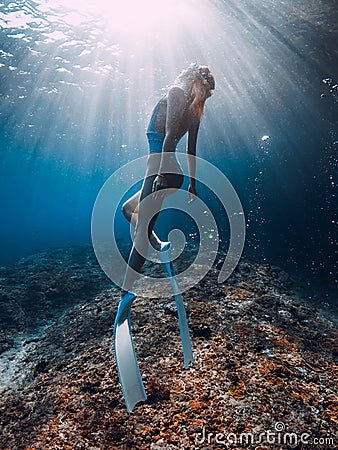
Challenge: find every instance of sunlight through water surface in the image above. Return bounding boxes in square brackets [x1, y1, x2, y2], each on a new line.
[0, 0, 337, 294]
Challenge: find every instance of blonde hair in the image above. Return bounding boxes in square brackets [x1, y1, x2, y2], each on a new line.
[173, 64, 215, 117]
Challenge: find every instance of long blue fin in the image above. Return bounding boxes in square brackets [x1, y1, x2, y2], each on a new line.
[160, 242, 194, 369]
[113, 291, 147, 413]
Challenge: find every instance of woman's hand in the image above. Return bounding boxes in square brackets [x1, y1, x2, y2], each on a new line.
[188, 183, 197, 203]
[152, 174, 168, 200]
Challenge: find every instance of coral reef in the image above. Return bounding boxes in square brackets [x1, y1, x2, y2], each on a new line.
[0, 246, 337, 449]
[0, 246, 111, 354]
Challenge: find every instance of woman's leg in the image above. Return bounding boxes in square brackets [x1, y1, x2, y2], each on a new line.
[122, 191, 162, 251]
[122, 153, 183, 292]
[122, 155, 161, 291]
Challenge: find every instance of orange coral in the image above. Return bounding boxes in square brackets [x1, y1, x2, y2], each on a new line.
[189, 401, 208, 410]
[228, 380, 246, 399]
[301, 350, 330, 372]
[232, 324, 253, 336]
[257, 357, 289, 386]
[223, 286, 254, 302]
[289, 381, 319, 405]
[323, 394, 338, 425]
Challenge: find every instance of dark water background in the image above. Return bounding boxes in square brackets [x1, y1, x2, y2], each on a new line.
[0, 0, 337, 305]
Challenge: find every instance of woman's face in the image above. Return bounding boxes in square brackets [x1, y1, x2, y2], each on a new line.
[199, 66, 215, 96]
[205, 76, 215, 98]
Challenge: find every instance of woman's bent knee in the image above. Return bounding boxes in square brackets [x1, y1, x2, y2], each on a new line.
[122, 201, 131, 220]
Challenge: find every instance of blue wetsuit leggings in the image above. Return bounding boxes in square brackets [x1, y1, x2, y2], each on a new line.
[123, 152, 183, 289]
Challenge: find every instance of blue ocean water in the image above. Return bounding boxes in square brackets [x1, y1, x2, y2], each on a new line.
[0, 0, 337, 304]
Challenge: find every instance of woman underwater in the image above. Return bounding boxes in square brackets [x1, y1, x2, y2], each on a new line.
[114, 64, 215, 412]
